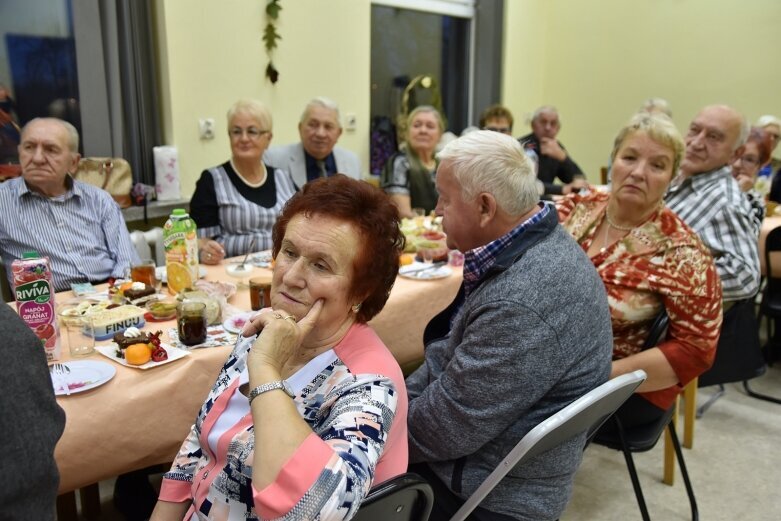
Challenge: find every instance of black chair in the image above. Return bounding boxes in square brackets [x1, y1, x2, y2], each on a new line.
[751, 226, 781, 404]
[352, 473, 434, 521]
[697, 298, 780, 416]
[592, 310, 699, 521]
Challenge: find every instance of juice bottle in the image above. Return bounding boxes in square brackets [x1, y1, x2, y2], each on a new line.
[12, 252, 61, 361]
[163, 208, 199, 294]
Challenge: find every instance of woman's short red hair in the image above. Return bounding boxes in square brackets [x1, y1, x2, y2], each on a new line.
[272, 175, 405, 323]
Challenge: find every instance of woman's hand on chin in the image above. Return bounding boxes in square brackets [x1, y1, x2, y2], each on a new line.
[245, 300, 324, 371]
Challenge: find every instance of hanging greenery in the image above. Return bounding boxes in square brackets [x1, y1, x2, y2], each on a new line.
[263, 0, 282, 83]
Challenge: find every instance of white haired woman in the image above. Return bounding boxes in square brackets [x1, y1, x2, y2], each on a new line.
[381, 105, 444, 218]
[557, 113, 723, 428]
[191, 99, 297, 264]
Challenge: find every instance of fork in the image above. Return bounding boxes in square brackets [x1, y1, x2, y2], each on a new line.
[50, 363, 71, 395]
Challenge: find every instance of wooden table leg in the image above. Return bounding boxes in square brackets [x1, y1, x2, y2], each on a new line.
[683, 378, 697, 449]
[56, 491, 78, 521]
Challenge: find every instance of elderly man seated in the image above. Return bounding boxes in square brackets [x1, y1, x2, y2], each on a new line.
[406, 130, 613, 521]
[665, 104, 760, 302]
[265, 97, 361, 188]
[519, 105, 587, 197]
[0, 117, 139, 292]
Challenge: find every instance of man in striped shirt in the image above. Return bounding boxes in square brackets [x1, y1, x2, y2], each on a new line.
[665, 105, 760, 301]
[0, 117, 139, 292]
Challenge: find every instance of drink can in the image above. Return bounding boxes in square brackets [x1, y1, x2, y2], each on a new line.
[12, 252, 61, 361]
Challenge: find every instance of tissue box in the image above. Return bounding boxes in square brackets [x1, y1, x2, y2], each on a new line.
[88, 305, 146, 340]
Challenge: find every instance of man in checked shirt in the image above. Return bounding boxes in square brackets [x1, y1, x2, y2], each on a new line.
[665, 104, 760, 303]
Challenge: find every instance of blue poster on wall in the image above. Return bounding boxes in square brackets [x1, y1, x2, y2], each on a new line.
[5, 33, 81, 138]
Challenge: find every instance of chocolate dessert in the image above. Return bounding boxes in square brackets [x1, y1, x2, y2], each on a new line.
[113, 329, 150, 351]
[123, 282, 155, 301]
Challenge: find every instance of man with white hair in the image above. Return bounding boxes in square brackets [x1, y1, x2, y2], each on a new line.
[265, 97, 361, 188]
[0, 117, 139, 292]
[519, 105, 586, 196]
[406, 131, 612, 521]
[665, 104, 760, 301]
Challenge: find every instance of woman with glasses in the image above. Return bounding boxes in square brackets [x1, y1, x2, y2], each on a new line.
[191, 99, 297, 264]
[732, 127, 773, 226]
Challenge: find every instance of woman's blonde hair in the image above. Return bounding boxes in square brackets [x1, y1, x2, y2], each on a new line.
[226, 99, 272, 131]
[610, 113, 684, 175]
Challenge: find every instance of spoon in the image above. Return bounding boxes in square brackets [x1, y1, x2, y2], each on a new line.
[235, 238, 257, 272]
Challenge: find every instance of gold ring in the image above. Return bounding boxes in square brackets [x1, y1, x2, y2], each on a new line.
[283, 315, 296, 323]
[272, 312, 283, 319]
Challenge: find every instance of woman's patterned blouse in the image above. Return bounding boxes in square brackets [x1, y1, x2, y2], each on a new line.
[159, 323, 408, 520]
[557, 192, 723, 409]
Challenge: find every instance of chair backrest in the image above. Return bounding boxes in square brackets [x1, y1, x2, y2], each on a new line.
[699, 298, 766, 387]
[764, 226, 781, 295]
[352, 472, 434, 521]
[642, 309, 669, 350]
[449, 370, 647, 521]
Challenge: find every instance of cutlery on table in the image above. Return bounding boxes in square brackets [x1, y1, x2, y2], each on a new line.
[402, 261, 446, 276]
[235, 238, 257, 273]
[50, 363, 71, 395]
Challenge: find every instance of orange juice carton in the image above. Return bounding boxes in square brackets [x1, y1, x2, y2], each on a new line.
[163, 209, 199, 294]
[12, 252, 61, 361]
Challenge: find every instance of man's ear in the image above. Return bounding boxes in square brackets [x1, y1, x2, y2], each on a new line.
[68, 153, 81, 175]
[477, 192, 497, 227]
[731, 144, 746, 162]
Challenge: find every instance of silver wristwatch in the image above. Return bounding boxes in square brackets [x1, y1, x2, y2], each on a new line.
[248, 380, 294, 404]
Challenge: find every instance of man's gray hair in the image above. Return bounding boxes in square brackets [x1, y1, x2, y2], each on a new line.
[532, 105, 559, 123]
[437, 130, 539, 216]
[22, 117, 80, 153]
[300, 97, 341, 127]
[735, 113, 750, 151]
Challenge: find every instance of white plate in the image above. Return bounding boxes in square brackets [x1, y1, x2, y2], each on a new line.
[95, 343, 190, 370]
[223, 311, 258, 334]
[399, 262, 453, 280]
[50, 360, 116, 396]
[156, 266, 207, 284]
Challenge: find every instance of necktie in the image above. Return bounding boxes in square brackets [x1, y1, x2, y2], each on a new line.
[316, 160, 327, 178]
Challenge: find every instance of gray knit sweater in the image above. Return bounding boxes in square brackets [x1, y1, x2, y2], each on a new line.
[406, 207, 613, 521]
[0, 304, 65, 520]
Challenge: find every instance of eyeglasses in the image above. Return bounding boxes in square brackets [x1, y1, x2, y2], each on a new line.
[483, 126, 512, 134]
[736, 154, 760, 167]
[229, 127, 269, 140]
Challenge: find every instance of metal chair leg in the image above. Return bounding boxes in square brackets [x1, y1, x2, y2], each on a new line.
[696, 384, 725, 418]
[667, 421, 699, 521]
[743, 380, 781, 404]
[615, 418, 651, 521]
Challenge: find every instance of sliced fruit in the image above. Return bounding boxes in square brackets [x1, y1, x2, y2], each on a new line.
[400, 253, 414, 266]
[166, 262, 193, 294]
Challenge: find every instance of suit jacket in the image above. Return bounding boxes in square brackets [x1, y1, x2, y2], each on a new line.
[264, 142, 361, 188]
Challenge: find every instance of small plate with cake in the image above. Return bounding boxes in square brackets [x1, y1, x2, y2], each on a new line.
[96, 328, 190, 370]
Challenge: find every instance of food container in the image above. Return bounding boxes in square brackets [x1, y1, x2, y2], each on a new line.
[87, 305, 146, 340]
[145, 297, 178, 321]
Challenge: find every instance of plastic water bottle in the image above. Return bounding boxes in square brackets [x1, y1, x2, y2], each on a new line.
[163, 209, 199, 294]
[755, 164, 772, 197]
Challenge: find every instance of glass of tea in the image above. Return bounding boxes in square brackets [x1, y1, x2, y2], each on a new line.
[131, 260, 158, 290]
[176, 301, 207, 346]
[249, 278, 272, 311]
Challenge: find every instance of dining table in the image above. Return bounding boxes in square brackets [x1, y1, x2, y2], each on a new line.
[49, 256, 462, 497]
[759, 215, 781, 277]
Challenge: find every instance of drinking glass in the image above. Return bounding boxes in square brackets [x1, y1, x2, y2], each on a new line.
[249, 278, 272, 311]
[131, 260, 159, 290]
[58, 307, 96, 357]
[421, 248, 435, 265]
[177, 301, 207, 346]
